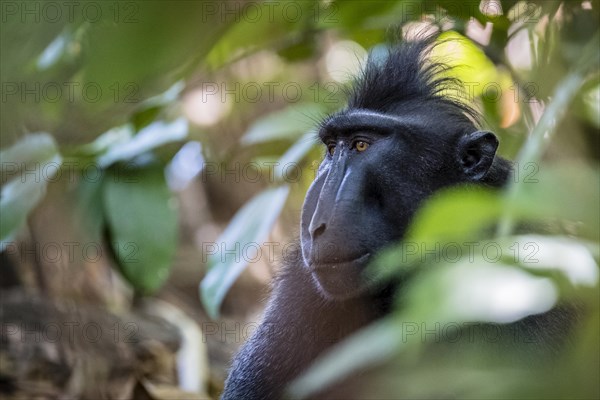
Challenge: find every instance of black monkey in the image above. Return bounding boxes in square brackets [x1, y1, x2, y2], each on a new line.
[221, 37, 518, 399]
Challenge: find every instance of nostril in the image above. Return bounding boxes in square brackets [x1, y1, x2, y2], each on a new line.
[312, 223, 326, 239]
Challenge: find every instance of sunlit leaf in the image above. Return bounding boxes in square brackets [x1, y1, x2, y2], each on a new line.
[502, 235, 599, 287]
[409, 260, 558, 324]
[78, 125, 133, 157]
[433, 31, 504, 99]
[165, 141, 205, 191]
[36, 29, 71, 70]
[369, 187, 502, 281]
[292, 258, 560, 399]
[288, 317, 402, 399]
[0, 133, 62, 246]
[582, 83, 600, 128]
[200, 185, 290, 319]
[0, 133, 60, 174]
[241, 104, 324, 145]
[274, 132, 317, 181]
[97, 118, 188, 168]
[407, 187, 502, 243]
[374, 161, 599, 279]
[142, 81, 185, 108]
[131, 81, 186, 131]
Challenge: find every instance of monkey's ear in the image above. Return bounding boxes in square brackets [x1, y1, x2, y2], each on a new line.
[457, 131, 499, 180]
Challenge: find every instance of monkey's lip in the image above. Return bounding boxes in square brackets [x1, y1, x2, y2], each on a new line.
[308, 252, 371, 272]
[309, 253, 371, 300]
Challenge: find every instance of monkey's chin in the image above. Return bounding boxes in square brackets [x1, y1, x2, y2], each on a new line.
[309, 254, 371, 301]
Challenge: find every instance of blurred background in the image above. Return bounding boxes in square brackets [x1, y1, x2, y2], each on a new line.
[1, 1, 598, 399]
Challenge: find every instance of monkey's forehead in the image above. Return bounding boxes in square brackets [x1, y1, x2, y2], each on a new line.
[319, 109, 425, 138]
[318, 106, 477, 142]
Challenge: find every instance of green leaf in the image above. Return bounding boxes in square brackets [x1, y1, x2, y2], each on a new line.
[497, 59, 594, 236]
[36, 29, 73, 71]
[97, 118, 188, 168]
[274, 132, 317, 181]
[77, 125, 133, 157]
[131, 105, 163, 132]
[131, 81, 185, 131]
[203, 2, 314, 69]
[288, 317, 403, 399]
[0, 133, 62, 246]
[514, 163, 600, 240]
[73, 177, 106, 243]
[372, 162, 599, 280]
[103, 167, 178, 294]
[368, 187, 502, 280]
[292, 257, 561, 399]
[200, 185, 290, 319]
[82, 3, 232, 101]
[0, 133, 60, 176]
[499, 235, 599, 288]
[240, 104, 324, 145]
[316, 1, 400, 31]
[277, 40, 316, 62]
[407, 187, 502, 243]
[432, 31, 506, 101]
[406, 260, 558, 324]
[1, 177, 48, 248]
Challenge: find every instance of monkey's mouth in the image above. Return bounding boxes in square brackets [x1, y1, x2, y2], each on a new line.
[309, 253, 371, 300]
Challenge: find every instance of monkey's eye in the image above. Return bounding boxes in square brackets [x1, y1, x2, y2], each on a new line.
[327, 143, 336, 156]
[354, 141, 369, 152]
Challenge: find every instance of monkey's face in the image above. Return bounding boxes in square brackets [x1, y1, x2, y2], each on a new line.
[300, 111, 424, 301]
[300, 110, 500, 301]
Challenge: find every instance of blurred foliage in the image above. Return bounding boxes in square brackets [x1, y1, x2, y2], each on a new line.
[1, 0, 599, 398]
[0, 133, 62, 246]
[1, 1, 232, 295]
[103, 166, 178, 294]
[201, 185, 290, 319]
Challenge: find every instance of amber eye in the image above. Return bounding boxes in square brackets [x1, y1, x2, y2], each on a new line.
[355, 141, 369, 152]
[327, 144, 336, 156]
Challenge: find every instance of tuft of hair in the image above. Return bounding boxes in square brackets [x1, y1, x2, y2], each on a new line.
[346, 34, 480, 125]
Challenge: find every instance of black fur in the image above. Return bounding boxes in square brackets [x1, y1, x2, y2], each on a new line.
[220, 37, 553, 400]
[346, 37, 479, 124]
[221, 247, 395, 399]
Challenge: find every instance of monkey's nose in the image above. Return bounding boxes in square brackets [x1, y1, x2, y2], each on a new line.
[311, 222, 326, 239]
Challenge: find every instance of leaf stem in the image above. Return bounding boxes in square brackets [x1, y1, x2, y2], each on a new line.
[497, 31, 600, 237]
